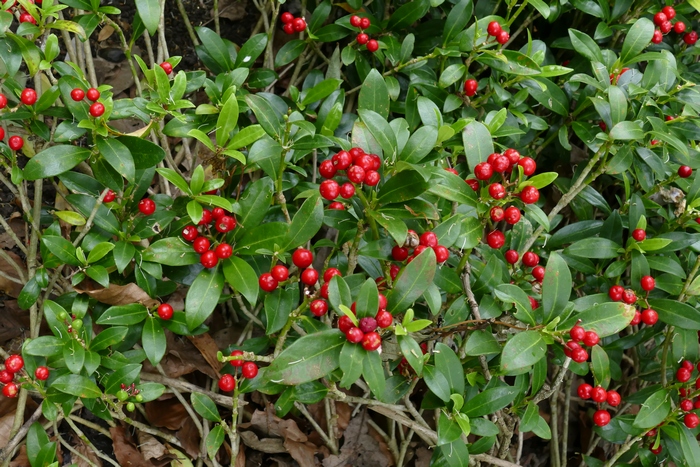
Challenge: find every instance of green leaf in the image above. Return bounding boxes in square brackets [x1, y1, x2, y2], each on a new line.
[541, 252, 572, 323]
[275, 39, 306, 68]
[522, 78, 569, 116]
[142, 317, 166, 366]
[438, 413, 463, 445]
[564, 237, 622, 259]
[191, 393, 221, 422]
[90, 327, 129, 352]
[569, 29, 603, 62]
[359, 109, 398, 159]
[216, 91, 239, 147]
[64, 338, 85, 373]
[136, 0, 159, 34]
[141, 238, 200, 266]
[462, 121, 493, 172]
[96, 304, 148, 326]
[428, 170, 477, 206]
[235, 34, 268, 68]
[398, 335, 424, 376]
[245, 95, 284, 140]
[265, 329, 345, 385]
[302, 78, 343, 105]
[560, 302, 635, 337]
[103, 364, 142, 395]
[609, 121, 643, 140]
[620, 18, 654, 65]
[223, 256, 259, 306]
[362, 349, 386, 398]
[495, 284, 536, 325]
[355, 278, 379, 320]
[387, 0, 430, 30]
[228, 125, 265, 150]
[18, 277, 41, 310]
[423, 364, 451, 401]
[236, 222, 289, 255]
[443, 0, 473, 44]
[679, 425, 700, 465]
[329, 276, 352, 314]
[369, 210, 408, 246]
[378, 170, 429, 204]
[24, 336, 62, 357]
[87, 242, 115, 264]
[284, 193, 324, 250]
[206, 425, 225, 459]
[55, 210, 85, 226]
[463, 330, 501, 356]
[633, 389, 671, 429]
[156, 167, 192, 195]
[434, 343, 465, 396]
[196, 26, 234, 71]
[51, 375, 101, 398]
[387, 247, 437, 313]
[500, 330, 547, 373]
[400, 125, 438, 163]
[264, 287, 295, 335]
[186, 269, 225, 330]
[608, 85, 627, 126]
[24, 146, 91, 180]
[358, 69, 390, 119]
[591, 345, 610, 388]
[339, 341, 365, 388]
[439, 438, 470, 467]
[439, 64, 466, 88]
[647, 299, 700, 330]
[462, 387, 519, 418]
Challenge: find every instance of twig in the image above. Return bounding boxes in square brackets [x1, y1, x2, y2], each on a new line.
[295, 402, 338, 454]
[64, 416, 120, 467]
[461, 261, 492, 381]
[550, 391, 560, 467]
[532, 358, 571, 405]
[175, 0, 199, 46]
[561, 375, 572, 467]
[603, 435, 642, 467]
[140, 372, 234, 407]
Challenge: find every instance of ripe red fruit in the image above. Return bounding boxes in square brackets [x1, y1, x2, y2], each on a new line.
[327, 201, 344, 211]
[138, 198, 156, 215]
[504, 149, 520, 164]
[310, 299, 328, 317]
[571, 348, 588, 363]
[323, 268, 342, 283]
[465, 179, 479, 191]
[364, 170, 380, 186]
[301, 268, 319, 285]
[641, 308, 658, 325]
[522, 252, 539, 267]
[34, 366, 49, 381]
[320, 180, 340, 200]
[496, 30, 509, 44]
[622, 289, 636, 305]
[492, 156, 510, 173]
[630, 311, 641, 325]
[89, 102, 105, 117]
[362, 331, 382, 351]
[366, 39, 379, 52]
[640, 275, 655, 291]
[0, 370, 13, 384]
[21, 89, 37, 105]
[487, 21, 502, 36]
[653, 12, 668, 26]
[338, 315, 353, 333]
[674, 21, 686, 34]
[200, 250, 218, 269]
[271, 265, 289, 282]
[488, 183, 506, 200]
[292, 249, 313, 268]
[392, 246, 409, 261]
[182, 226, 198, 242]
[86, 88, 100, 101]
[319, 160, 336, 179]
[218, 374, 235, 392]
[198, 209, 213, 226]
[662, 6, 676, 19]
[650, 445, 662, 455]
[518, 157, 537, 176]
[332, 150, 352, 169]
[5, 355, 23, 373]
[376, 310, 392, 328]
[19, 13, 35, 24]
[677, 367, 692, 383]
[592, 386, 607, 403]
[606, 390, 621, 407]
[357, 33, 369, 45]
[682, 360, 694, 371]
[8, 136, 23, 151]
[632, 229, 646, 241]
[486, 230, 505, 249]
[283, 23, 295, 34]
[685, 413, 700, 429]
[678, 165, 693, 178]
[360, 17, 370, 29]
[532, 266, 545, 282]
[608, 285, 624, 301]
[259, 273, 278, 292]
[359, 317, 377, 333]
[474, 162, 493, 180]
[583, 331, 600, 347]
[230, 350, 244, 367]
[293, 17, 307, 32]
[71, 88, 85, 101]
[680, 399, 694, 411]
[216, 215, 237, 233]
[193, 237, 210, 254]
[281, 12, 294, 24]
[433, 245, 449, 263]
[490, 206, 505, 222]
[103, 189, 116, 203]
[593, 410, 611, 427]
[378, 293, 387, 309]
[0, 128, 3, 140]
[157, 303, 173, 320]
[520, 186, 540, 204]
[463, 79, 478, 97]
[504, 206, 521, 225]
[577, 383, 593, 399]
[350, 15, 362, 27]
[241, 362, 258, 379]
[570, 325, 585, 341]
[419, 232, 438, 248]
[211, 207, 226, 219]
[529, 297, 539, 309]
[347, 165, 366, 183]
[660, 21, 673, 34]
[2, 382, 18, 398]
[684, 31, 698, 45]
[215, 243, 233, 259]
[159, 61, 173, 74]
[346, 327, 364, 343]
[505, 250, 519, 264]
[0, 94, 6, 109]
[652, 29, 663, 43]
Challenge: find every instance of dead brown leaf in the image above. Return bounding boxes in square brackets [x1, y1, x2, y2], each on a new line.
[211, 0, 247, 21]
[72, 434, 103, 467]
[136, 432, 167, 460]
[0, 411, 15, 449]
[284, 437, 319, 467]
[110, 426, 153, 467]
[9, 445, 30, 467]
[0, 300, 29, 347]
[74, 281, 160, 308]
[321, 410, 393, 467]
[175, 417, 200, 459]
[239, 431, 286, 453]
[0, 250, 26, 298]
[145, 332, 218, 379]
[186, 333, 223, 373]
[0, 214, 25, 250]
[145, 398, 189, 431]
[98, 25, 115, 41]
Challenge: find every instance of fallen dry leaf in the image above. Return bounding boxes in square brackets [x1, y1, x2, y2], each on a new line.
[137, 432, 167, 460]
[72, 434, 103, 467]
[186, 333, 223, 373]
[239, 431, 286, 453]
[0, 249, 26, 298]
[110, 426, 152, 467]
[0, 299, 30, 346]
[74, 281, 160, 308]
[145, 332, 218, 379]
[321, 410, 393, 467]
[175, 417, 200, 459]
[9, 445, 30, 467]
[0, 411, 15, 449]
[145, 398, 189, 431]
[211, 0, 247, 21]
[0, 214, 25, 250]
[98, 24, 115, 41]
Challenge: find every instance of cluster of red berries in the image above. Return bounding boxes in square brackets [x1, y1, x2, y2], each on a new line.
[577, 382, 620, 427]
[319, 148, 381, 210]
[180, 208, 237, 269]
[675, 360, 700, 430]
[349, 15, 379, 53]
[0, 91, 27, 151]
[607, 259, 659, 326]
[504, 250, 544, 282]
[259, 248, 320, 292]
[69, 86, 106, 117]
[486, 21, 509, 45]
[219, 351, 259, 391]
[391, 230, 450, 265]
[650, 7, 696, 45]
[564, 323, 600, 363]
[5, 0, 40, 24]
[337, 294, 392, 351]
[1, 355, 47, 399]
[281, 12, 307, 34]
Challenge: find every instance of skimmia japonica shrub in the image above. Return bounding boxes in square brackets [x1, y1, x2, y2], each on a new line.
[2, 0, 700, 465]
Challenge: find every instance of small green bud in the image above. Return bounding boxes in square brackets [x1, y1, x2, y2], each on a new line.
[126, 402, 135, 412]
[116, 390, 129, 401]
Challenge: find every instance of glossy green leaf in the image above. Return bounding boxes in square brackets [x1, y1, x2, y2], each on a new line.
[24, 146, 91, 180]
[387, 247, 437, 313]
[500, 330, 547, 373]
[265, 329, 345, 385]
[96, 304, 148, 326]
[358, 69, 390, 119]
[541, 252, 572, 323]
[560, 302, 635, 337]
[223, 256, 259, 306]
[633, 389, 671, 429]
[142, 317, 166, 366]
[185, 268, 225, 330]
[51, 375, 101, 398]
[191, 393, 221, 422]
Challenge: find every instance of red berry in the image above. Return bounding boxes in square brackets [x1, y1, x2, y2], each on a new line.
[241, 362, 258, 379]
[366, 39, 379, 52]
[271, 265, 289, 282]
[70, 88, 85, 101]
[362, 331, 382, 351]
[200, 250, 218, 269]
[376, 310, 392, 328]
[0, 93, 6, 109]
[211, 208, 225, 219]
[662, 6, 676, 19]
[660, 20, 673, 34]
[389, 265, 400, 280]
[364, 170, 380, 186]
[157, 303, 173, 320]
[532, 266, 545, 282]
[518, 157, 537, 176]
[86, 88, 100, 101]
[570, 325, 585, 342]
[419, 232, 438, 248]
[319, 160, 336, 179]
[338, 183, 355, 199]
[641, 308, 658, 326]
[592, 386, 607, 403]
[577, 383, 593, 399]
[346, 327, 364, 343]
[310, 299, 328, 317]
[593, 410, 611, 427]
[640, 275, 655, 291]
[357, 33, 369, 45]
[350, 15, 362, 27]
[356, 154, 375, 171]
[215, 243, 233, 259]
[332, 150, 352, 170]
[293, 17, 306, 32]
[486, 230, 505, 249]
[490, 206, 505, 222]
[34, 366, 49, 381]
[489, 183, 506, 200]
[19, 13, 35, 24]
[678, 165, 693, 178]
[680, 399, 694, 411]
[630, 311, 641, 326]
[103, 189, 116, 203]
[632, 229, 646, 241]
[492, 156, 510, 173]
[677, 367, 692, 383]
[323, 268, 342, 283]
[159, 61, 173, 74]
[609, 285, 624, 301]
[328, 201, 345, 210]
[606, 390, 621, 407]
[583, 331, 599, 347]
[230, 350, 244, 367]
[684, 31, 698, 45]
[259, 273, 278, 292]
[674, 21, 686, 34]
[359, 17, 370, 29]
[433, 245, 449, 263]
[281, 12, 294, 24]
[520, 186, 540, 204]
[138, 198, 156, 215]
[685, 413, 700, 429]
[283, 23, 295, 34]
[505, 249, 519, 264]
[529, 297, 539, 309]
[218, 374, 235, 392]
[522, 252, 539, 267]
[2, 382, 18, 398]
[650, 445, 662, 455]
[293, 249, 313, 268]
[504, 206, 521, 225]
[216, 215, 237, 233]
[392, 246, 409, 261]
[621, 289, 636, 305]
[463, 79, 478, 97]
[199, 209, 213, 226]
[182, 226, 199, 242]
[654, 12, 668, 26]
[504, 149, 520, 165]
[652, 29, 663, 43]
[193, 237, 210, 254]
[0, 370, 13, 384]
[301, 268, 319, 286]
[359, 317, 377, 333]
[4, 355, 23, 373]
[8, 136, 24, 151]
[320, 180, 340, 200]
[338, 315, 353, 333]
[474, 162, 493, 180]
[496, 30, 509, 44]
[487, 21, 502, 36]
[571, 348, 588, 363]
[378, 293, 387, 310]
